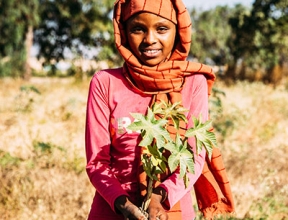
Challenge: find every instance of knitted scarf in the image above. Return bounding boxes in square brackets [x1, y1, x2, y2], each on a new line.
[113, 0, 235, 219]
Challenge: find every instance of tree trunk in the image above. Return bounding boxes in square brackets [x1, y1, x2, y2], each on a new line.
[24, 25, 33, 80]
[225, 62, 237, 82]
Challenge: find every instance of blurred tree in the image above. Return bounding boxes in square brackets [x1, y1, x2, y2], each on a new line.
[225, 4, 252, 80]
[226, 0, 288, 82]
[0, 0, 39, 78]
[34, 0, 120, 75]
[190, 6, 232, 67]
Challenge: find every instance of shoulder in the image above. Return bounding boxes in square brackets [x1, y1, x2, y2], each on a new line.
[185, 73, 208, 91]
[90, 67, 124, 87]
[186, 73, 207, 84]
[92, 67, 123, 81]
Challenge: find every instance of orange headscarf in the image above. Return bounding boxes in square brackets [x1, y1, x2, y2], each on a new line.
[113, 0, 215, 96]
[113, 0, 235, 219]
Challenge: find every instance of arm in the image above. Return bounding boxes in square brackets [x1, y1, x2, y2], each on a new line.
[86, 72, 149, 219]
[85, 72, 130, 211]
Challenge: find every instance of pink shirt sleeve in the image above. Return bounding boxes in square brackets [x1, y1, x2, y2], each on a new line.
[158, 74, 208, 209]
[85, 72, 129, 212]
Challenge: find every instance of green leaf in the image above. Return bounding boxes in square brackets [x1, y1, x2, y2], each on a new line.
[168, 153, 179, 173]
[152, 101, 188, 129]
[154, 166, 163, 177]
[180, 147, 195, 175]
[159, 160, 167, 173]
[147, 144, 161, 158]
[142, 154, 153, 180]
[185, 117, 217, 159]
[167, 135, 195, 177]
[147, 144, 167, 172]
[179, 140, 195, 177]
[163, 133, 182, 153]
[163, 141, 177, 153]
[196, 138, 203, 156]
[151, 155, 159, 167]
[168, 146, 195, 178]
[201, 131, 216, 160]
[128, 108, 171, 148]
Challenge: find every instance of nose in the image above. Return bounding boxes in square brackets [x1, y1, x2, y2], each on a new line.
[144, 31, 157, 44]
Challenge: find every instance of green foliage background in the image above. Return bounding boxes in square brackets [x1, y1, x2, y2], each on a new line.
[0, 0, 287, 82]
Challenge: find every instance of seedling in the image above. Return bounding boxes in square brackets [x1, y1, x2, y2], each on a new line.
[128, 101, 217, 214]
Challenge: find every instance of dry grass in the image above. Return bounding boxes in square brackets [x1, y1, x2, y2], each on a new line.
[0, 77, 288, 220]
[0, 77, 93, 220]
[211, 80, 288, 219]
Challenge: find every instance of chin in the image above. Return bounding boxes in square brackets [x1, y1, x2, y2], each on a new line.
[141, 59, 164, 67]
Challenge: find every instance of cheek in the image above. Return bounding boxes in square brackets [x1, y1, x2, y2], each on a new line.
[163, 35, 176, 51]
[170, 30, 177, 47]
[127, 35, 140, 51]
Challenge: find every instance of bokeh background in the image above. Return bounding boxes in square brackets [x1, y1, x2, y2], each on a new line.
[0, 0, 287, 219]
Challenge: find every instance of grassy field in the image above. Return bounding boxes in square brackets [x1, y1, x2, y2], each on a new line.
[0, 76, 288, 220]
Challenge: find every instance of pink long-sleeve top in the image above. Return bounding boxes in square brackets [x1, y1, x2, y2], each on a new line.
[85, 67, 209, 220]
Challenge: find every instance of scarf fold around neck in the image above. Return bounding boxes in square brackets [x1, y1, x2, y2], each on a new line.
[113, 0, 235, 219]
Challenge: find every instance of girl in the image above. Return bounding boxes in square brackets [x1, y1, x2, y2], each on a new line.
[85, 0, 234, 219]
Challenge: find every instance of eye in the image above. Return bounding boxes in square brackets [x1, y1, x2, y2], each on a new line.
[130, 26, 144, 34]
[157, 26, 169, 33]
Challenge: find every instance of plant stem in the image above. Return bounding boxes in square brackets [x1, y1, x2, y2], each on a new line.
[141, 165, 155, 211]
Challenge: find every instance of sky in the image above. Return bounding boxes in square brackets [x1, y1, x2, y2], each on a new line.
[182, 0, 254, 10]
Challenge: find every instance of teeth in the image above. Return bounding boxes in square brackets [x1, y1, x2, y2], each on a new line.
[144, 49, 159, 54]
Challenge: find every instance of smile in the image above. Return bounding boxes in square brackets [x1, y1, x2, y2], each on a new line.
[142, 49, 161, 57]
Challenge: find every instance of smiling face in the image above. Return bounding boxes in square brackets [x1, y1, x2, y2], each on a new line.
[125, 12, 177, 67]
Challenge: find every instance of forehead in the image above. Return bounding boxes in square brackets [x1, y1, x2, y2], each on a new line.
[126, 12, 174, 25]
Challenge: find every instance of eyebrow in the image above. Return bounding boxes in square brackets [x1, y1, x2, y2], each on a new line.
[129, 19, 172, 27]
